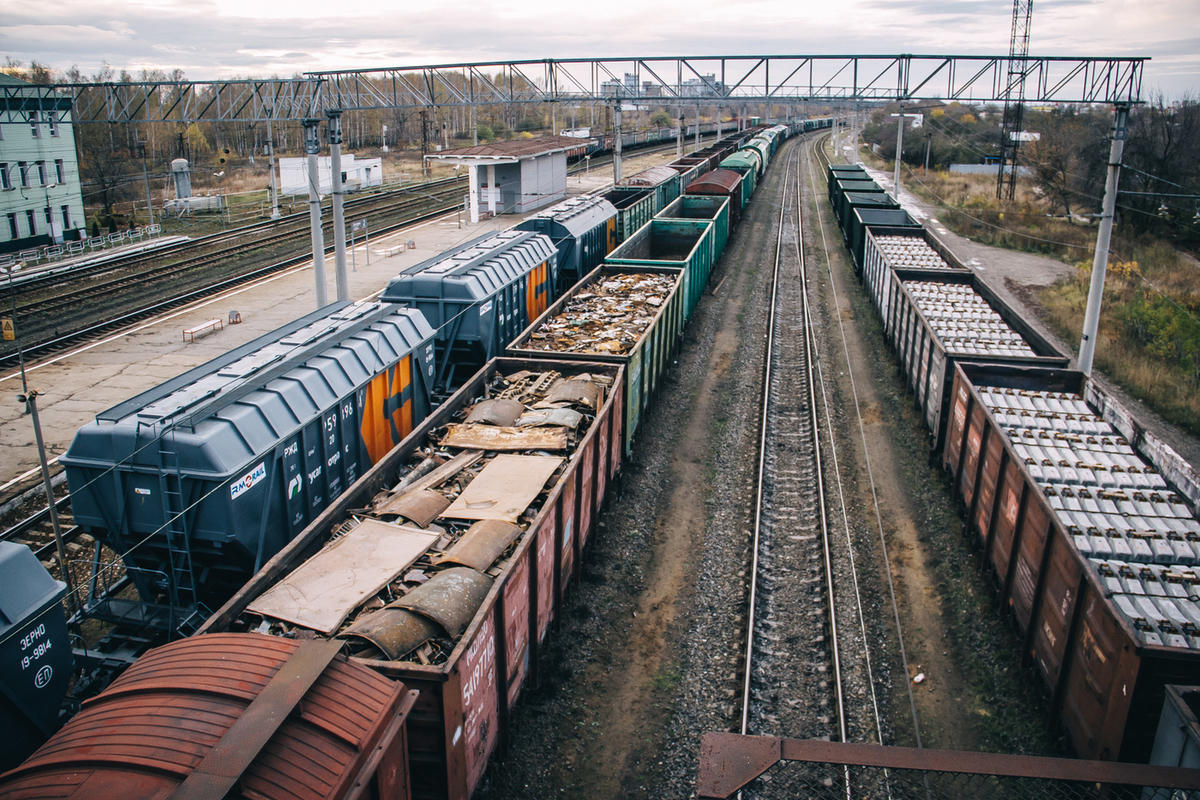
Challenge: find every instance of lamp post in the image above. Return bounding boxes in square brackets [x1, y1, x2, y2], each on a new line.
[1, 263, 75, 613]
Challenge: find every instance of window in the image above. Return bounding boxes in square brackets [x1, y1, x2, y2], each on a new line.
[25, 209, 36, 235]
[48, 112, 60, 137]
[36, 161, 47, 186]
[61, 205, 72, 230]
[54, 159, 65, 184]
[6, 213, 17, 239]
[29, 111, 39, 138]
[18, 162, 28, 188]
[0, 163, 9, 190]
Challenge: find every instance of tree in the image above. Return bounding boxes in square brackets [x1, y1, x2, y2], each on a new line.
[650, 110, 673, 128]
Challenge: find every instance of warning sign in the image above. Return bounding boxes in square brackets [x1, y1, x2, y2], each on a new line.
[1, 317, 13, 341]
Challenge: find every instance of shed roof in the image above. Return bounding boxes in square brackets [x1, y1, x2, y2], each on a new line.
[424, 135, 584, 164]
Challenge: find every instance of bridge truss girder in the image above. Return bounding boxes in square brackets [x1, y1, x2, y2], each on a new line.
[2, 54, 1145, 125]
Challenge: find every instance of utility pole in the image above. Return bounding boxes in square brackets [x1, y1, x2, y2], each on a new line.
[327, 110, 350, 303]
[924, 131, 933, 174]
[302, 119, 328, 308]
[420, 109, 430, 177]
[1078, 103, 1130, 376]
[138, 140, 154, 226]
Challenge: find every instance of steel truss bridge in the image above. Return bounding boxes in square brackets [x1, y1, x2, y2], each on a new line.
[2, 54, 1146, 124]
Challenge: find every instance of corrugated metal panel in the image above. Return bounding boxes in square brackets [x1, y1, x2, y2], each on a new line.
[0, 633, 414, 800]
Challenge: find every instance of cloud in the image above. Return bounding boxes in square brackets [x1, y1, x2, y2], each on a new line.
[1, 0, 1195, 97]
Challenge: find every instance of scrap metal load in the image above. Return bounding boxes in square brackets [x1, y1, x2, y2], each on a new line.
[234, 368, 610, 660]
[522, 272, 676, 355]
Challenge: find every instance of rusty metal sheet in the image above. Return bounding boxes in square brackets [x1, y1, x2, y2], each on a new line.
[441, 423, 568, 451]
[375, 488, 450, 527]
[537, 377, 600, 409]
[464, 398, 525, 426]
[516, 408, 583, 429]
[340, 606, 442, 661]
[246, 519, 438, 633]
[440, 454, 564, 522]
[393, 566, 493, 638]
[433, 520, 524, 572]
[373, 450, 482, 513]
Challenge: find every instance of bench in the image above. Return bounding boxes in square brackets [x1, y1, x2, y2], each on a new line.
[182, 318, 223, 342]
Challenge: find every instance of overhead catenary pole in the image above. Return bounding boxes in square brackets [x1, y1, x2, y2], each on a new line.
[695, 104, 701, 149]
[893, 105, 906, 195]
[676, 112, 683, 158]
[302, 119, 328, 308]
[1078, 103, 1131, 376]
[327, 110, 350, 302]
[613, 103, 623, 185]
[266, 117, 280, 219]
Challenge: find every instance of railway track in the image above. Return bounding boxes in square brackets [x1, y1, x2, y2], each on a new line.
[737, 133, 923, 798]
[737, 139, 846, 797]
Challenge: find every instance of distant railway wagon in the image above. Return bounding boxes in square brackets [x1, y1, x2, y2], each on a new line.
[381, 230, 557, 392]
[836, 189, 899, 236]
[691, 168, 750, 222]
[827, 164, 870, 203]
[740, 137, 772, 177]
[62, 302, 437, 631]
[600, 186, 657, 244]
[0, 633, 420, 800]
[666, 157, 707, 191]
[942, 363, 1200, 762]
[830, 177, 883, 220]
[658, 194, 731, 266]
[847, 206, 921, 270]
[198, 357, 625, 800]
[717, 152, 761, 199]
[507, 266, 684, 454]
[515, 195, 617, 288]
[617, 165, 682, 213]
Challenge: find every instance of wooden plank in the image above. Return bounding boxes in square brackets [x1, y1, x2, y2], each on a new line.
[246, 519, 438, 633]
[440, 454, 563, 523]
[441, 424, 568, 451]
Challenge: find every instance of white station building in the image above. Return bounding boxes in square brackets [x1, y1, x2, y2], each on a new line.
[424, 136, 585, 223]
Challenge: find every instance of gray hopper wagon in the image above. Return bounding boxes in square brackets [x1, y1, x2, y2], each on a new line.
[515, 195, 618, 289]
[381, 229, 558, 393]
[62, 301, 436, 633]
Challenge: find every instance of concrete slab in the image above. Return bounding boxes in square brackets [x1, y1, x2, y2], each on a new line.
[859, 158, 1200, 474]
[0, 145, 688, 492]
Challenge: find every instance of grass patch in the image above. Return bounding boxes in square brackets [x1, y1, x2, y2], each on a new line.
[1040, 246, 1200, 435]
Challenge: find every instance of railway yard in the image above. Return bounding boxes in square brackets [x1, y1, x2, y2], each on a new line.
[2, 118, 1200, 800]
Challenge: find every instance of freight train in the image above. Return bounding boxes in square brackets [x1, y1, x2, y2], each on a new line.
[0, 120, 815, 795]
[824, 160, 1200, 764]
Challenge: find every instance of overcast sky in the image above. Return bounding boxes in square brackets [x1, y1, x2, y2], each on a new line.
[2, 0, 1197, 99]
